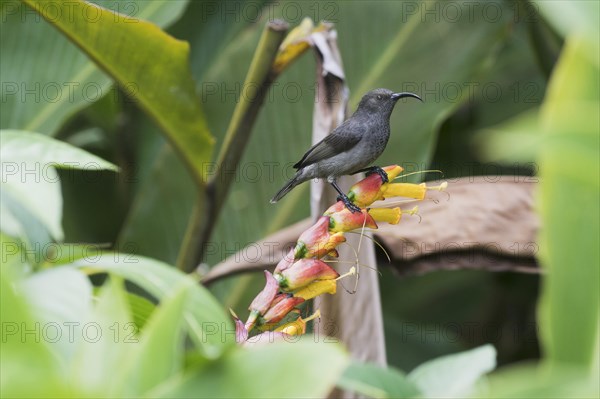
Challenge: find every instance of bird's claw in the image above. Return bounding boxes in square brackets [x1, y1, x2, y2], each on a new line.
[366, 166, 389, 184]
[338, 195, 361, 213]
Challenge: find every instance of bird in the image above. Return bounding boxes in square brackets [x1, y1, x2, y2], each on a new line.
[270, 88, 422, 213]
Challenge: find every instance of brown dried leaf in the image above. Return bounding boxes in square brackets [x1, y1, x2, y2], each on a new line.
[200, 219, 310, 285]
[376, 176, 539, 260]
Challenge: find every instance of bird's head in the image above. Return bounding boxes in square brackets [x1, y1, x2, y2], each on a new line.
[356, 88, 422, 117]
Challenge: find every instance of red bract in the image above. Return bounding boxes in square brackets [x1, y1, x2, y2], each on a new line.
[328, 208, 378, 232]
[347, 165, 404, 207]
[295, 216, 345, 258]
[275, 258, 339, 291]
[274, 248, 295, 273]
[245, 270, 279, 330]
[248, 270, 279, 315]
[234, 317, 248, 344]
[262, 296, 305, 324]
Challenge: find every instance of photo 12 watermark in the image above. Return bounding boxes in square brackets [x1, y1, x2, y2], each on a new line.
[2, 321, 140, 344]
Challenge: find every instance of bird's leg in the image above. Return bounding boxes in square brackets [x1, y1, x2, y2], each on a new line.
[352, 166, 389, 183]
[329, 178, 361, 214]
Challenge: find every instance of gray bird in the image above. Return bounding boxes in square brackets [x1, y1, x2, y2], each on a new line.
[271, 88, 422, 213]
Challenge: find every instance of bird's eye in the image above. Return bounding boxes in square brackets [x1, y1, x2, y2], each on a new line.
[377, 95, 382, 100]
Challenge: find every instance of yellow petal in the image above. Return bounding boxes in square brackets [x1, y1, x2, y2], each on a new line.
[369, 207, 402, 225]
[275, 309, 320, 336]
[293, 279, 337, 300]
[382, 165, 404, 181]
[275, 320, 305, 336]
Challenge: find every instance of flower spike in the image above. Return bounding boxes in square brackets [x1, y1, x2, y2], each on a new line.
[236, 164, 444, 342]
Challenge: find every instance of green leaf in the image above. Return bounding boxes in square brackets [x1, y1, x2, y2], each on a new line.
[118, 280, 191, 396]
[536, 36, 600, 368]
[338, 0, 513, 169]
[151, 340, 349, 398]
[0, 0, 189, 135]
[21, 0, 214, 185]
[70, 276, 134, 397]
[337, 362, 421, 399]
[126, 291, 156, 330]
[0, 233, 30, 277]
[532, 0, 600, 42]
[20, 266, 94, 363]
[0, 130, 118, 171]
[39, 242, 105, 267]
[67, 253, 232, 359]
[117, 142, 199, 264]
[407, 344, 497, 398]
[0, 268, 71, 398]
[1, 156, 62, 241]
[1, 185, 55, 256]
[0, 129, 118, 243]
[474, 108, 542, 162]
[481, 362, 600, 398]
[469, 31, 599, 372]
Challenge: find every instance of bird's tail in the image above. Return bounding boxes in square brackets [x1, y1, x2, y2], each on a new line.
[270, 174, 302, 203]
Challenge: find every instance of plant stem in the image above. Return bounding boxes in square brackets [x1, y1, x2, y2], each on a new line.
[211, 20, 289, 208]
[177, 20, 289, 272]
[176, 188, 207, 271]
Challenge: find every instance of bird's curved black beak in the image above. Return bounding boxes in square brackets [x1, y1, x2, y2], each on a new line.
[392, 92, 423, 102]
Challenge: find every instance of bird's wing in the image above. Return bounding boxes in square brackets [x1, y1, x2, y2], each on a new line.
[293, 124, 363, 169]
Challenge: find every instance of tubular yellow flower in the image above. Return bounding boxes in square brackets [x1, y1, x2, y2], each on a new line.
[293, 267, 357, 300]
[368, 207, 402, 224]
[275, 309, 322, 336]
[293, 279, 337, 300]
[275, 321, 304, 336]
[384, 181, 448, 200]
[383, 182, 427, 200]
